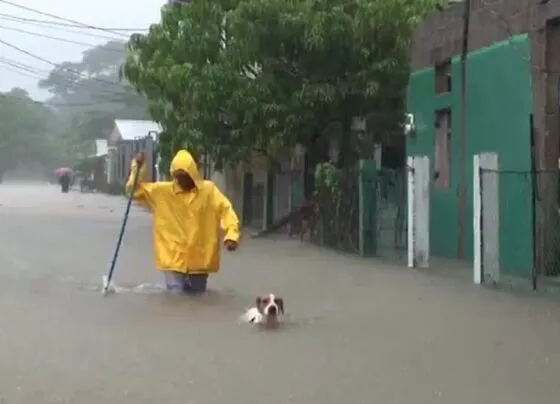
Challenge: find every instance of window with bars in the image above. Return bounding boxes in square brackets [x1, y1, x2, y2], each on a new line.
[434, 59, 452, 94]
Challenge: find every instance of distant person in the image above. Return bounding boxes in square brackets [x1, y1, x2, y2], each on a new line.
[126, 150, 240, 294]
[60, 172, 71, 193]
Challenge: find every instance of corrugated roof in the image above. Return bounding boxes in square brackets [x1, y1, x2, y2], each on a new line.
[114, 119, 162, 141]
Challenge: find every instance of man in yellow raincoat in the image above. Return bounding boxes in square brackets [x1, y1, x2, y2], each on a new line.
[126, 149, 240, 294]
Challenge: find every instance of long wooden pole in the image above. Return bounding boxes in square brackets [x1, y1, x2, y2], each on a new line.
[457, 0, 471, 259]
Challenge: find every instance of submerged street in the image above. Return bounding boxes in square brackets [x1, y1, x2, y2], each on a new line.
[0, 182, 560, 403]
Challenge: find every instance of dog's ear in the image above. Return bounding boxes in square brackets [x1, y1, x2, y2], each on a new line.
[276, 297, 284, 314]
[256, 296, 262, 307]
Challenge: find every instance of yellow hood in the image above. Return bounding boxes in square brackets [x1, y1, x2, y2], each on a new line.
[125, 147, 240, 274]
[169, 149, 202, 187]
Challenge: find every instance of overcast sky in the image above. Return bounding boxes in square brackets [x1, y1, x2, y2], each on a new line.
[0, 0, 164, 100]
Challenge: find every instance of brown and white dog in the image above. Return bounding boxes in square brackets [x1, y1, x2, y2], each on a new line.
[241, 294, 284, 327]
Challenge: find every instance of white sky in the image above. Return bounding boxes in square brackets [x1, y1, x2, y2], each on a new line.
[0, 0, 164, 100]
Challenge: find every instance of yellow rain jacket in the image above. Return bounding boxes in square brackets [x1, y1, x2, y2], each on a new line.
[125, 149, 240, 274]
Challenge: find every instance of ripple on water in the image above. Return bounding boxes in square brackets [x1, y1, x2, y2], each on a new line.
[59, 274, 324, 331]
[60, 274, 165, 295]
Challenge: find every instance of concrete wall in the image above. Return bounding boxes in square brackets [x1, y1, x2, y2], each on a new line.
[223, 151, 295, 228]
[225, 164, 244, 216]
[407, 35, 534, 277]
[411, 0, 560, 172]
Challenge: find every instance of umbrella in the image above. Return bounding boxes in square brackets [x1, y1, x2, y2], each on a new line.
[54, 167, 72, 177]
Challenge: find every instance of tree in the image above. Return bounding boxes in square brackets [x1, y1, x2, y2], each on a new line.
[0, 88, 57, 181]
[124, 0, 438, 171]
[39, 40, 150, 143]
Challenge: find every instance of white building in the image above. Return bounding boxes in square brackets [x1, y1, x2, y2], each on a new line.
[106, 119, 162, 185]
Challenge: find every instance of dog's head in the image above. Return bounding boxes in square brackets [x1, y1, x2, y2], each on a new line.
[256, 293, 284, 319]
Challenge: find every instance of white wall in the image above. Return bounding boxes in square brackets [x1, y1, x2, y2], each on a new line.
[473, 152, 499, 284]
[407, 155, 430, 268]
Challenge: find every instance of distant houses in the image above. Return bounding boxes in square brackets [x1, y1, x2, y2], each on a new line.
[106, 119, 162, 185]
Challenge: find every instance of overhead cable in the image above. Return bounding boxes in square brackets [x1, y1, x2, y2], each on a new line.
[0, 0, 130, 38]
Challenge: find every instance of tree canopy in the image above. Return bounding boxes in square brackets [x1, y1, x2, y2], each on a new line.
[124, 0, 438, 170]
[0, 88, 60, 180]
[0, 39, 156, 181]
[39, 40, 149, 147]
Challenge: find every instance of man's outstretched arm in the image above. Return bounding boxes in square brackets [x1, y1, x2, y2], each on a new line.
[125, 153, 159, 210]
[212, 184, 240, 248]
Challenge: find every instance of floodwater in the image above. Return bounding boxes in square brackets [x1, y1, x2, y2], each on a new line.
[1, 182, 560, 403]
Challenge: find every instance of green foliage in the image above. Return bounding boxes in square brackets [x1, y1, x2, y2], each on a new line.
[124, 0, 438, 168]
[40, 40, 150, 144]
[0, 40, 156, 177]
[313, 161, 360, 251]
[0, 40, 155, 178]
[314, 161, 341, 195]
[0, 88, 60, 174]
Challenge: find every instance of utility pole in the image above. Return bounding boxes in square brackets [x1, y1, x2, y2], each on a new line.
[457, 0, 470, 259]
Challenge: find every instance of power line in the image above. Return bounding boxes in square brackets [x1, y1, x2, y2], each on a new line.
[0, 58, 80, 90]
[0, 70, 87, 106]
[0, 62, 44, 80]
[0, 85, 109, 107]
[0, 56, 144, 103]
[0, 69, 116, 102]
[0, 12, 148, 32]
[43, 99, 108, 107]
[0, 56, 45, 73]
[0, 14, 130, 41]
[0, 69, 137, 108]
[0, 24, 125, 50]
[0, 56, 55, 76]
[0, 0, 130, 38]
[0, 38, 125, 91]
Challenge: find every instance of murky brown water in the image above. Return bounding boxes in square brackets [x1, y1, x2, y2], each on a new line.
[1, 183, 560, 403]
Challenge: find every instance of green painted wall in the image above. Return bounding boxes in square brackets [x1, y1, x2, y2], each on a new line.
[406, 34, 534, 277]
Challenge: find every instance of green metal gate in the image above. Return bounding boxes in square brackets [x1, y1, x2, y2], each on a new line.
[374, 167, 408, 259]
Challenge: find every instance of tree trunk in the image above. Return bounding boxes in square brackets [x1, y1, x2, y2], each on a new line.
[337, 115, 353, 168]
[304, 129, 328, 197]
